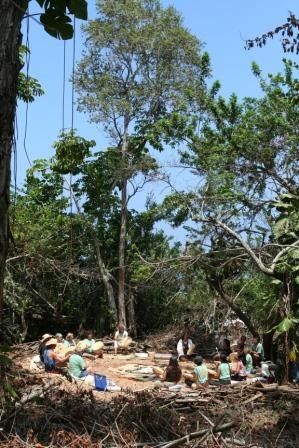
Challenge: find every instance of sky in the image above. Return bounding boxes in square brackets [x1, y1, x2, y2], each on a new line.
[16, 0, 298, 241]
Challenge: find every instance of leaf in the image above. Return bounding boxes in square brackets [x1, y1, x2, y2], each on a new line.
[276, 317, 299, 333]
[290, 249, 299, 260]
[274, 202, 292, 209]
[69, 0, 88, 20]
[271, 278, 282, 285]
[273, 217, 289, 239]
[4, 382, 19, 400]
[295, 276, 299, 285]
[40, 11, 73, 40]
[289, 342, 298, 361]
[280, 193, 299, 200]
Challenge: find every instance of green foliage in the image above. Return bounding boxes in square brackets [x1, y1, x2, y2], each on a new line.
[35, 0, 88, 39]
[52, 131, 95, 175]
[159, 59, 299, 347]
[17, 46, 44, 103]
[273, 316, 299, 334]
[75, 0, 210, 141]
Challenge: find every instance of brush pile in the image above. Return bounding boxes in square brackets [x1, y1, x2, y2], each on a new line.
[1, 366, 299, 448]
[144, 323, 216, 357]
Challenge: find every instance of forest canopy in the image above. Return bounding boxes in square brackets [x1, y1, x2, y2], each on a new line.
[0, 0, 298, 385]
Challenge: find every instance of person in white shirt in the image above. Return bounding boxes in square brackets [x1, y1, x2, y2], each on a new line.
[177, 333, 195, 360]
[114, 324, 130, 354]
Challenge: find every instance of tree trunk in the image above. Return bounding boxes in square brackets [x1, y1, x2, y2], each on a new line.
[127, 285, 136, 337]
[277, 280, 293, 384]
[0, 0, 27, 320]
[263, 330, 276, 362]
[69, 186, 117, 320]
[94, 239, 117, 319]
[118, 125, 128, 326]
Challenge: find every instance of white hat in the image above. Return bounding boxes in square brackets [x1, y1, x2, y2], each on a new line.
[40, 333, 52, 343]
[45, 338, 57, 347]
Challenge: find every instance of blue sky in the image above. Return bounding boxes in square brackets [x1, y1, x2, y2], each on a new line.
[16, 0, 297, 241]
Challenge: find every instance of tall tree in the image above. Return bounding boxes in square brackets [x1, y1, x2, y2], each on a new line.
[162, 61, 299, 380]
[75, 0, 210, 324]
[0, 0, 87, 323]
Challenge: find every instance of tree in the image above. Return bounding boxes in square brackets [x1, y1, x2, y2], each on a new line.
[162, 61, 299, 381]
[74, 0, 211, 325]
[0, 0, 87, 324]
[3, 155, 183, 342]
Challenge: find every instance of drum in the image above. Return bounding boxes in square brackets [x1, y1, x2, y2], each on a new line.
[93, 341, 104, 353]
[119, 337, 132, 348]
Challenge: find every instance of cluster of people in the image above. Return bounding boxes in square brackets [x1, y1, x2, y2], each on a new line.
[36, 326, 274, 389]
[37, 324, 132, 380]
[153, 333, 269, 388]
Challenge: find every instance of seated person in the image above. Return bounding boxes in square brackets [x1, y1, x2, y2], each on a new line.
[82, 330, 103, 358]
[39, 333, 52, 364]
[192, 356, 209, 388]
[251, 335, 264, 366]
[184, 356, 217, 386]
[153, 355, 182, 383]
[214, 338, 231, 361]
[43, 338, 71, 372]
[237, 335, 247, 364]
[229, 352, 246, 380]
[221, 338, 232, 357]
[82, 330, 95, 353]
[215, 353, 231, 385]
[261, 361, 276, 383]
[65, 332, 76, 347]
[55, 333, 67, 352]
[244, 347, 253, 374]
[68, 342, 92, 379]
[55, 333, 64, 343]
[114, 324, 131, 354]
[177, 333, 195, 360]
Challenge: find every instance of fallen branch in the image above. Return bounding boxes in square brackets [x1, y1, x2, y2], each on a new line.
[242, 392, 264, 405]
[158, 421, 235, 448]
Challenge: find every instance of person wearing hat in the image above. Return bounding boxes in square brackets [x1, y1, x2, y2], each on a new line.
[39, 334, 52, 364]
[43, 338, 71, 372]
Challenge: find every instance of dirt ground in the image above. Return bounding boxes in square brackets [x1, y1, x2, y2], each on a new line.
[6, 350, 299, 447]
[19, 351, 200, 396]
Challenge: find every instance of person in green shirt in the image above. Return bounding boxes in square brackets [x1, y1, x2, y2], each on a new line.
[68, 343, 91, 378]
[251, 335, 264, 366]
[193, 356, 208, 388]
[83, 330, 95, 354]
[216, 354, 231, 385]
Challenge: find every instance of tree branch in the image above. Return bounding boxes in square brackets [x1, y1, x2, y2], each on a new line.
[210, 219, 274, 275]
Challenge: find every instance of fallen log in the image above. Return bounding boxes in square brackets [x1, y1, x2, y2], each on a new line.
[158, 421, 235, 448]
[242, 392, 264, 405]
